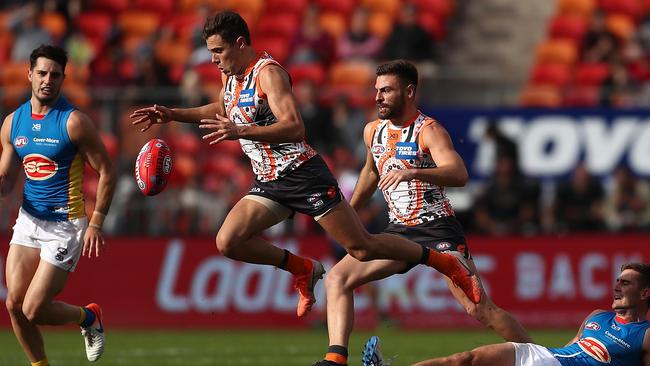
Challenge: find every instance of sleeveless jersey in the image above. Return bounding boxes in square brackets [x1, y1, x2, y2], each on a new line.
[369, 112, 455, 226]
[10, 97, 85, 221]
[547, 311, 649, 366]
[222, 52, 317, 182]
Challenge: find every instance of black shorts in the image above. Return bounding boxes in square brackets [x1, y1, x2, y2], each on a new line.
[383, 216, 470, 273]
[247, 155, 343, 218]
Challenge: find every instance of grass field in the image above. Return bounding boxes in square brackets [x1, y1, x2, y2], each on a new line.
[0, 328, 574, 366]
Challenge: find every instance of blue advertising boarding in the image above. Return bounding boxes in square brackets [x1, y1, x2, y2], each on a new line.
[423, 107, 650, 181]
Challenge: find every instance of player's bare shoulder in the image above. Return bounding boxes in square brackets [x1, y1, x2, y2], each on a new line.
[1, 112, 16, 143]
[66, 110, 97, 144]
[362, 119, 381, 146]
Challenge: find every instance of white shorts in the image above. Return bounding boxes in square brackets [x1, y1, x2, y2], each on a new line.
[10, 207, 87, 272]
[510, 343, 561, 366]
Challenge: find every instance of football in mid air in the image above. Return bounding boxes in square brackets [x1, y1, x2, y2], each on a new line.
[135, 138, 173, 196]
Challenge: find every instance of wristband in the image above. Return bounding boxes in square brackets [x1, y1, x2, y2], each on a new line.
[89, 223, 102, 230]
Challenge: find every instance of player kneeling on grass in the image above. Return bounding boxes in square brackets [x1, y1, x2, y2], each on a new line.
[362, 262, 650, 366]
[1, 45, 115, 365]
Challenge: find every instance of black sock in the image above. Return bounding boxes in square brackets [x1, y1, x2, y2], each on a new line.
[419, 246, 430, 264]
[279, 249, 289, 269]
[327, 345, 348, 358]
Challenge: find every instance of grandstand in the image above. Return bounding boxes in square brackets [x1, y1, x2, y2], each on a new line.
[0, 0, 648, 364]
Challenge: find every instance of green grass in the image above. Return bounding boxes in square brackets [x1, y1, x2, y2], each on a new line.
[0, 328, 574, 366]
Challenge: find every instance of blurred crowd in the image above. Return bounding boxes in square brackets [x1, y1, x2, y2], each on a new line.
[522, 0, 650, 107]
[1, 0, 649, 238]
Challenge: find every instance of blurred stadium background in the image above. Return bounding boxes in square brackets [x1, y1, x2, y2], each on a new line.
[0, 0, 649, 364]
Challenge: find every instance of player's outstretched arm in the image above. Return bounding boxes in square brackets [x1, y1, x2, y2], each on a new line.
[0, 113, 20, 198]
[68, 111, 116, 258]
[350, 122, 380, 211]
[130, 88, 224, 132]
[200, 64, 305, 144]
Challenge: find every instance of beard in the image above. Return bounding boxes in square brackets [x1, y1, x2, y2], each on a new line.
[378, 93, 406, 120]
[33, 86, 60, 105]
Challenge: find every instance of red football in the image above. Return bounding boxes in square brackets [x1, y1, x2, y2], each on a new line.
[135, 138, 173, 196]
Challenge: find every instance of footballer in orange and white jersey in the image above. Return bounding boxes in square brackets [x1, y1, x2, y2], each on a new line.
[368, 111, 455, 226]
[222, 52, 317, 182]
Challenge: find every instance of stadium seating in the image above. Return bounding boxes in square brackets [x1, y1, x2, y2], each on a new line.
[418, 12, 446, 41]
[316, 0, 356, 15]
[599, 0, 641, 20]
[409, 0, 455, 19]
[368, 11, 394, 38]
[329, 61, 375, 87]
[225, 0, 266, 20]
[1, 62, 29, 86]
[63, 82, 92, 108]
[255, 14, 300, 39]
[0, 31, 13, 64]
[135, 0, 175, 13]
[519, 85, 562, 107]
[563, 86, 600, 106]
[361, 0, 401, 17]
[319, 11, 348, 39]
[265, 0, 309, 16]
[288, 63, 327, 85]
[529, 63, 572, 87]
[39, 12, 68, 40]
[117, 11, 160, 38]
[548, 15, 588, 42]
[605, 14, 635, 41]
[573, 62, 610, 86]
[556, 0, 596, 17]
[535, 39, 578, 65]
[253, 36, 290, 64]
[91, 0, 130, 13]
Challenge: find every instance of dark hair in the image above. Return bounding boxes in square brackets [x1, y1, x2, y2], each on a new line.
[621, 262, 650, 306]
[376, 60, 418, 91]
[202, 11, 251, 45]
[29, 44, 68, 72]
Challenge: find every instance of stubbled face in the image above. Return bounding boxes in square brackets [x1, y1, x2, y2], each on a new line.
[29, 57, 64, 104]
[206, 34, 244, 77]
[375, 74, 406, 120]
[612, 269, 648, 310]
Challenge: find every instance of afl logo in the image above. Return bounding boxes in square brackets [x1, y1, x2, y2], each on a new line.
[577, 337, 611, 363]
[436, 242, 452, 251]
[14, 136, 28, 148]
[23, 154, 58, 180]
[224, 91, 233, 105]
[372, 145, 385, 154]
[585, 322, 600, 331]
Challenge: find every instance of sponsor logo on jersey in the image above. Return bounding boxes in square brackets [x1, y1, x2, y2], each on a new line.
[23, 154, 58, 180]
[585, 322, 601, 331]
[372, 145, 385, 155]
[577, 337, 611, 363]
[395, 142, 417, 160]
[14, 136, 28, 148]
[610, 323, 621, 331]
[32, 137, 60, 145]
[238, 89, 255, 107]
[32, 123, 41, 131]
